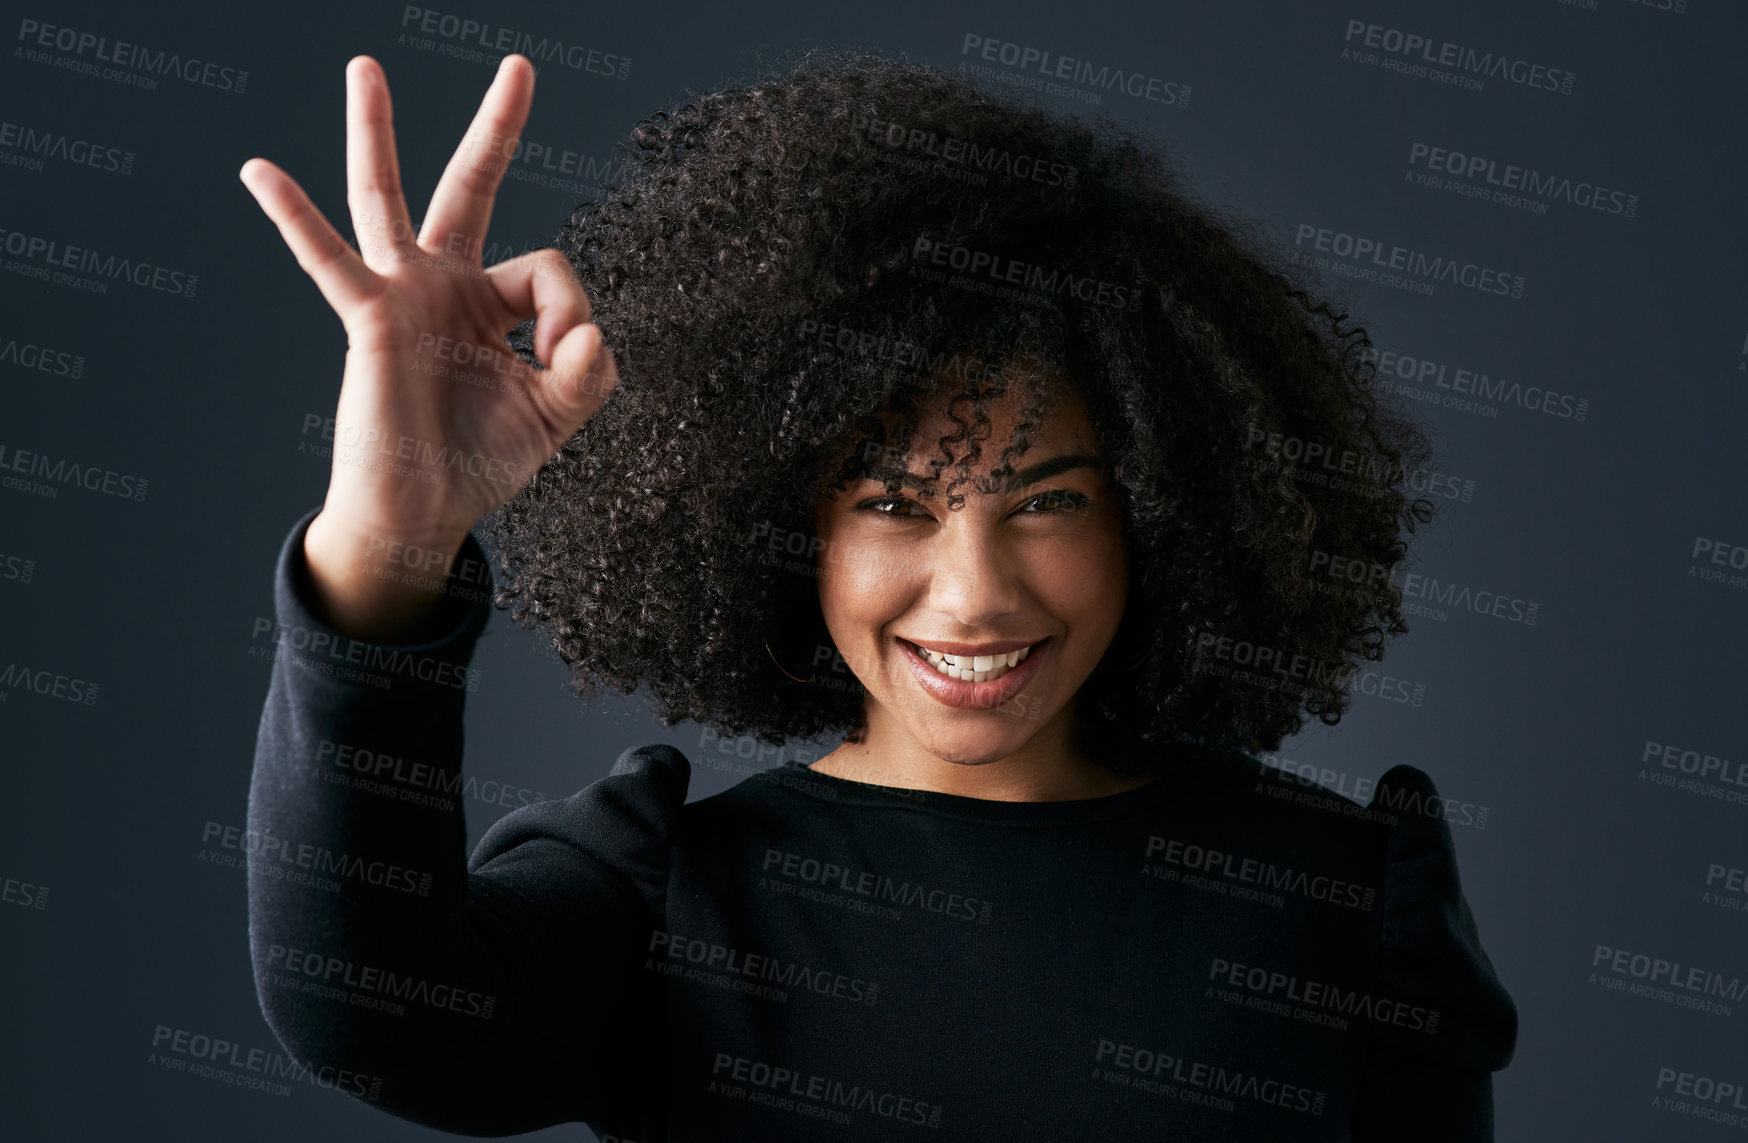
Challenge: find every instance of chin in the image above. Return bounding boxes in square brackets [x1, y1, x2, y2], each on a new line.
[910, 719, 1035, 767]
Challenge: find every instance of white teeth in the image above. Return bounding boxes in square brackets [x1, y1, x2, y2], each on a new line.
[915, 642, 1035, 682]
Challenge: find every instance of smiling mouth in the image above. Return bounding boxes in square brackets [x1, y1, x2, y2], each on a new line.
[900, 639, 1045, 683]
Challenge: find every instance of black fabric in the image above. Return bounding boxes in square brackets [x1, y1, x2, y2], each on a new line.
[249, 508, 1517, 1141]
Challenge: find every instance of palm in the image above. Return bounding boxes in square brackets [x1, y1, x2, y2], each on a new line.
[241, 54, 615, 546]
[330, 266, 580, 537]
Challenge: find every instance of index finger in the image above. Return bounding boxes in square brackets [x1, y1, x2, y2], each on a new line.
[419, 54, 537, 259]
[240, 158, 383, 315]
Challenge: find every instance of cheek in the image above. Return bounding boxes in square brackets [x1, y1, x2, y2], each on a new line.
[1032, 530, 1128, 622]
[816, 536, 913, 633]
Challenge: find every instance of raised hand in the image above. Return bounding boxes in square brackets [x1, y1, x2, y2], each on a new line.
[240, 54, 617, 639]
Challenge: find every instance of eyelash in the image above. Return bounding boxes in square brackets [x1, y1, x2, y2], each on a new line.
[857, 490, 1090, 517]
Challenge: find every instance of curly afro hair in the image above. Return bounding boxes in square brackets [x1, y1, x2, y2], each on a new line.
[489, 48, 1438, 776]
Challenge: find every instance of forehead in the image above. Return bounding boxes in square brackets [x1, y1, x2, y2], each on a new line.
[877, 371, 1099, 473]
[845, 410, 1104, 503]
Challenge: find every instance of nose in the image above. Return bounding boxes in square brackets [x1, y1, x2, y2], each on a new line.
[925, 509, 1024, 630]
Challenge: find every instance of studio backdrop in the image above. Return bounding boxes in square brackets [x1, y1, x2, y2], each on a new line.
[2, 0, 1745, 1140]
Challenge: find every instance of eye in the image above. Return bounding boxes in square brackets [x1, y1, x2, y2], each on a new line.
[856, 496, 928, 517]
[1015, 489, 1090, 514]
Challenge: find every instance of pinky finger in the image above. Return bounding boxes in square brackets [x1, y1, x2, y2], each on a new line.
[239, 157, 383, 315]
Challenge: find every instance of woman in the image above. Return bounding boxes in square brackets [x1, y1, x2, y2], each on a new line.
[241, 48, 1516, 1141]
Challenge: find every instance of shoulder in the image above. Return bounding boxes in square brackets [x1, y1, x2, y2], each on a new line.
[468, 743, 693, 908]
[1365, 764, 1518, 1073]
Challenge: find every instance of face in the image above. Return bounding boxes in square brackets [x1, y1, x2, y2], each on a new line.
[812, 371, 1129, 768]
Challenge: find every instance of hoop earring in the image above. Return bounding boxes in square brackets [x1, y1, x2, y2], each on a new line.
[1118, 635, 1152, 671]
[764, 640, 813, 683]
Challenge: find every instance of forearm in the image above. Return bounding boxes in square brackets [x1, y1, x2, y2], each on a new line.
[245, 510, 615, 1133]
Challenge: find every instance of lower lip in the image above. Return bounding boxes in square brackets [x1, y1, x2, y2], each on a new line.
[899, 637, 1050, 712]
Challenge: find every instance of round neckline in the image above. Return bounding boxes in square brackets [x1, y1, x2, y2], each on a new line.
[773, 740, 1221, 826]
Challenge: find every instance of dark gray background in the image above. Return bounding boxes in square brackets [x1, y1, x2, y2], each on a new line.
[3, 0, 1745, 1138]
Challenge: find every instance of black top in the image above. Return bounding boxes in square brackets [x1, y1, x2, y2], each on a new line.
[248, 510, 1517, 1141]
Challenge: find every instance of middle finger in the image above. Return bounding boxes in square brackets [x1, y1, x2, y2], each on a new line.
[345, 56, 418, 269]
[419, 54, 537, 260]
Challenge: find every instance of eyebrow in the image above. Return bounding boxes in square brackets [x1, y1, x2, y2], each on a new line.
[860, 452, 1105, 493]
[1011, 453, 1104, 486]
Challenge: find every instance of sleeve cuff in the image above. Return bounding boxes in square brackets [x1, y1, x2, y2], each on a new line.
[266, 508, 496, 693]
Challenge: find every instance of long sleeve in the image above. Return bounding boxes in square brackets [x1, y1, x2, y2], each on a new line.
[245, 509, 669, 1136]
[1348, 764, 1519, 1142]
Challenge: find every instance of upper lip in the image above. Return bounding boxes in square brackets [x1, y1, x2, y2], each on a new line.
[899, 636, 1048, 656]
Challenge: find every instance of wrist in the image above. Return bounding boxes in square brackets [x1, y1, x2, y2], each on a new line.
[306, 510, 471, 576]
[303, 511, 475, 642]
